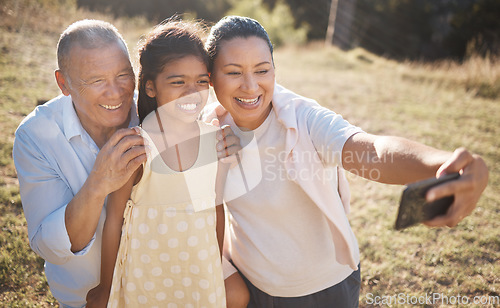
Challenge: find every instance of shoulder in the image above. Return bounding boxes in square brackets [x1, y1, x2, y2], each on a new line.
[272, 84, 324, 130]
[273, 84, 320, 108]
[15, 95, 68, 140]
[273, 84, 321, 118]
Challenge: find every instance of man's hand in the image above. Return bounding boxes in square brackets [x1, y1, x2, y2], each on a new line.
[65, 127, 146, 252]
[91, 127, 147, 195]
[424, 148, 488, 227]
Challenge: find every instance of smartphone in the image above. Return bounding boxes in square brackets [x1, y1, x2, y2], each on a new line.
[394, 172, 460, 230]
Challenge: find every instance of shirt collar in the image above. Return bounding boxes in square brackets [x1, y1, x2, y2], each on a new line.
[62, 95, 86, 141]
[272, 83, 301, 129]
[271, 83, 299, 154]
[128, 95, 139, 127]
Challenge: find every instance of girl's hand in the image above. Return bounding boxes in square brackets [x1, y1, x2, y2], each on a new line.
[86, 284, 110, 308]
[217, 125, 242, 164]
[203, 103, 228, 127]
[424, 148, 488, 227]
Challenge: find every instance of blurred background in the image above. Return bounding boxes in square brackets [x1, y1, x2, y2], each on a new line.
[77, 0, 500, 60]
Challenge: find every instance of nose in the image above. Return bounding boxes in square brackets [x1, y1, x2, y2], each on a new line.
[186, 82, 199, 95]
[180, 83, 206, 102]
[241, 73, 258, 93]
[184, 83, 203, 99]
[105, 79, 122, 99]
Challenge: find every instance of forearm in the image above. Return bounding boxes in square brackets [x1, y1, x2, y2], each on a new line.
[65, 171, 109, 253]
[14, 130, 106, 260]
[215, 158, 229, 258]
[66, 127, 146, 253]
[216, 204, 225, 258]
[98, 174, 135, 290]
[343, 133, 452, 184]
[99, 215, 123, 289]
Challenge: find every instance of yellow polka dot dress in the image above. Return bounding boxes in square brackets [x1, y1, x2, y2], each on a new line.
[107, 122, 226, 308]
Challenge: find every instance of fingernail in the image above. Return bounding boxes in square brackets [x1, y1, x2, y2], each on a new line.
[217, 144, 223, 151]
[427, 191, 436, 201]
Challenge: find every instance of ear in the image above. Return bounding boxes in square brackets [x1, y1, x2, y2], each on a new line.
[55, 70, 71, 96]
[145, 80, 156, 98]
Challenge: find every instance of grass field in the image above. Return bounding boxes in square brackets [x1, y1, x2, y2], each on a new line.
[1, 1, 498, 307]
[275, 44, 499, 307]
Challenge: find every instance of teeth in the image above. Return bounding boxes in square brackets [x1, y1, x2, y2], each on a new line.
[178, 103, 197, 111]
[236, 97, 259, 105]
[101, 103, 122, 110]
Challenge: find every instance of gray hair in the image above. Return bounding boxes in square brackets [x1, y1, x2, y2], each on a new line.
[57, 19, 130, 76]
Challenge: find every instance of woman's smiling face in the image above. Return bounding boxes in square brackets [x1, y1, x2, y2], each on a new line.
[211, 36, 275, 130]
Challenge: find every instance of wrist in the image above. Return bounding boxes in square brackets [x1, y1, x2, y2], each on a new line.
[89, 170, 112, 199]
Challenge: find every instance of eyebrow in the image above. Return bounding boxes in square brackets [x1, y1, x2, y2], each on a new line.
[84, 67, 133, 81]
[166, 73, 210, 79]
[223, 61, 271, 68]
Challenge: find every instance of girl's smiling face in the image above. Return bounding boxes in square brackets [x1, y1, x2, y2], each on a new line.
[146, 55, 210, 124]
[210, 36, 275, 130]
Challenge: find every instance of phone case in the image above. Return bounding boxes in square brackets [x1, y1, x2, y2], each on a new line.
[394, 172, 460, 230]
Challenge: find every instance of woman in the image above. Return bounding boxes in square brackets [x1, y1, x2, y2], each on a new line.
[205, 16, 488, 307]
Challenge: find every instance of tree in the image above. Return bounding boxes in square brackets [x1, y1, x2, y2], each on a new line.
[325, 0, 338, 46]
[325, 0, 356, 49]
[446, 0, 500, 59]
[76, 0, 231, 23]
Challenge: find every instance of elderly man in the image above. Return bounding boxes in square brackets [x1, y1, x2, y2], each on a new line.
[13, 19, 237, 308]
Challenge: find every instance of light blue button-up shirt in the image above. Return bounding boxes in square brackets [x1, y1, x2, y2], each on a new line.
[13, 94, 138, 307]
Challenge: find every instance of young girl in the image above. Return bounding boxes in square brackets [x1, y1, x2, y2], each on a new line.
[86, 20, 248, 308]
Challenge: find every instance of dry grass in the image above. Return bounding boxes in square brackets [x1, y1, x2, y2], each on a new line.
[275, 43, 499, 307]
[0, 1, 150, 306]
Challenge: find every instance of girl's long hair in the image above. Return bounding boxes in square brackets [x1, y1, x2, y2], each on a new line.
[137, 19, 209, 123]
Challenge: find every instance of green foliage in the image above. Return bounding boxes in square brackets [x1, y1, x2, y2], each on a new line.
[354, 0, 500, 60]
[76, 0, 231, 23]
[447, 0, 500, 58]
[70, 0, 500, 60]
[226, 0, 308, 47]
[263, 0, 500, 60]
[263, 0, 330, 39]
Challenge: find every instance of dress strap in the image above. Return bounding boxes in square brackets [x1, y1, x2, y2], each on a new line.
[117, 200, 134, 268]
[109, 199, 134, 299]
[155, 109, 183, 171]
